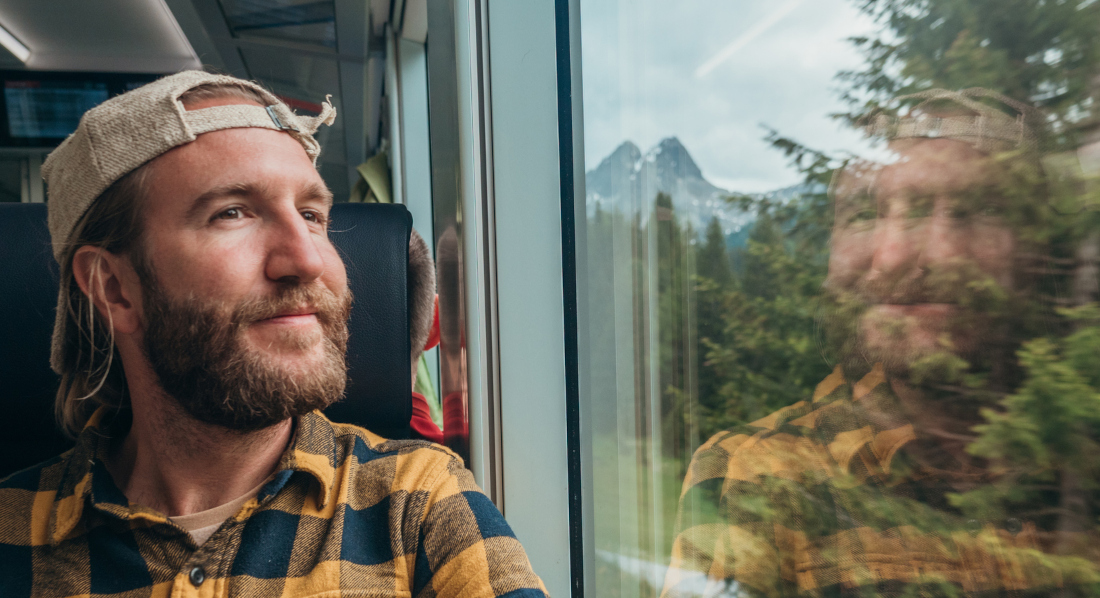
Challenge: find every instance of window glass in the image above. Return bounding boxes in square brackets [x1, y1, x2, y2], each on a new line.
[579, 1, 1100, 596]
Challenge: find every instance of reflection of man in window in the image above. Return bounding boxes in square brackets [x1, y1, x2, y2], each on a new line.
[663, 90, 1097, 597]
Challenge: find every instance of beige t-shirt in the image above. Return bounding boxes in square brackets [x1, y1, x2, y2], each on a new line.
[171, 477, 270, 545]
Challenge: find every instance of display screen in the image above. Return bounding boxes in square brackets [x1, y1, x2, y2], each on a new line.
[4, 81, 110, 139]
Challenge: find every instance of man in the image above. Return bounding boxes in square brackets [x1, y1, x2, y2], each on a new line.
[0, 71, 546, 597]
[662, 90, 1092, 597]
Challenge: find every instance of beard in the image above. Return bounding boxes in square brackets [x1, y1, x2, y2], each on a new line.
[137, 265, 352, 432]
[822, 259, 1013, 385]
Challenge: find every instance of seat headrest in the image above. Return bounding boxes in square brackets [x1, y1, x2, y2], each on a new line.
[0, 202, 411, 479]
[325, 203, 413, 440]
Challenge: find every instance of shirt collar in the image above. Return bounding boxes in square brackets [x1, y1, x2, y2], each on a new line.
[809, 364, 917, 478]
[275, 410, 338, 507]
[49, 406, 114, 545]
[48, 408, 340, 546]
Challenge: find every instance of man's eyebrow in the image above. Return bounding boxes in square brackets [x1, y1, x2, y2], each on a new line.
[302, 181, 334, 207]
[185, 181, 333, 220]
[186, 182, 261, 221]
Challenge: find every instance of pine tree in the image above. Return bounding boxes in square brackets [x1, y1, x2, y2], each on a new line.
[695, 218, 733, 427]
[696, 218, 731, 288]
[839, 0, 1100, 146]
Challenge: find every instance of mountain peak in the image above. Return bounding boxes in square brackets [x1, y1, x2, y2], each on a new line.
[586, 137, 749, 231]
[604, 141, 641, 166]
[614, 140, 642, 154]
[655, 136, 687, 153]
[586, 141, 642, 200]
[645, 136, 703, 182]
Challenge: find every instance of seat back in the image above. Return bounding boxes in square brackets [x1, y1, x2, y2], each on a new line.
[0, 203, 69, 476]
[326, 203, 412, 440]
[0, 202, 411, 479]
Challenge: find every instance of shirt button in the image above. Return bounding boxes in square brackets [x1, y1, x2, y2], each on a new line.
[189, 566, 206, 587]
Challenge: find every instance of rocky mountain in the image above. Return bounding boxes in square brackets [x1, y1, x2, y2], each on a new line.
[586, 137, 751, 235]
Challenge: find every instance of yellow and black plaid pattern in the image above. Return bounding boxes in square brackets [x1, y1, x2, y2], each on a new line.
[0, 409, 547, 597]
[662, 365, 1091, 598]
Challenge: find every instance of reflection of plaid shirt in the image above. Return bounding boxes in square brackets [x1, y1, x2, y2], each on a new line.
[662, 365, 1079, 598]
[0, 409, 547, 597]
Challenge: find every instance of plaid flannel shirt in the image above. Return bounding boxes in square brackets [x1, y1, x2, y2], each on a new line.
[662, 364, 1093, 598]
[0, 408, 548, 598]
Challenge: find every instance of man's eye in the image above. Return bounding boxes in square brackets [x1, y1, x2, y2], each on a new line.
[302, 210, 329, 225]
[841, 192, 877, 226]
[946, 206, 971, 219]
[215, 207, 244, 220]
[847, 209, 877, 225]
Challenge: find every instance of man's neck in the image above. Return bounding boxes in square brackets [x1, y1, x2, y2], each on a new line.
[105, 389, 292, 517]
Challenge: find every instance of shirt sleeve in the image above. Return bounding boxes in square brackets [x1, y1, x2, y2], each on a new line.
[414, 453, 549, 598]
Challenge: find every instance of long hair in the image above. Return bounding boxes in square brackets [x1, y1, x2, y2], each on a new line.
[54, 167, 150, 438]
[408, 228, 436, 362]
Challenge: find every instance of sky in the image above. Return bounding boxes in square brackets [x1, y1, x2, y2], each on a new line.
[580, 0, 881, 193]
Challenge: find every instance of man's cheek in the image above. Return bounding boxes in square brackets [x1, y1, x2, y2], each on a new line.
[968, 226, 1015, 289]
[826, 230, 875, 289]
[320, 248, 349, 289]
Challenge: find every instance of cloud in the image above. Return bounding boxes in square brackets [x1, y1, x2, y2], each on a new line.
[580, 0, 878, 193]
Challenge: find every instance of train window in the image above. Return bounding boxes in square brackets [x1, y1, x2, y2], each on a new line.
[576, 0, 1100, 596]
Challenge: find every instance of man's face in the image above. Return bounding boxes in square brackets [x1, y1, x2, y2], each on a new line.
[825, 138, 1016, 375]
[134, 112, 351, 430]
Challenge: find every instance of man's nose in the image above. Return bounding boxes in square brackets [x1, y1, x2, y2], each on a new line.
[868, 212, 925, 283]
[264, 210, 326, 284]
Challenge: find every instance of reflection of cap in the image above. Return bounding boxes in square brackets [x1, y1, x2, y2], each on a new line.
[43, 70, 336, 374]
[42, 70, 337, 262]
[865, 88, 1036, 153]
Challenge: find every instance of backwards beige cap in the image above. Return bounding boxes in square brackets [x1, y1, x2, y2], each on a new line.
[43, 70, 336, 261]
[864, 88, 1037, 153]
[43, 70, 337, 371]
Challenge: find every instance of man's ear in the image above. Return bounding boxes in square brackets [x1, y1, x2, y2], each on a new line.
[71, 246, 143, 336]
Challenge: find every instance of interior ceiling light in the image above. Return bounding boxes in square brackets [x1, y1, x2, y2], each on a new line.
[0, 22, 29, 63]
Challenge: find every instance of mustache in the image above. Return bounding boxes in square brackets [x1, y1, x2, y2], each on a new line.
[854, 270, 940, 304]
[230, 284, 352, 329]
[843, 260, 1009, 306]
